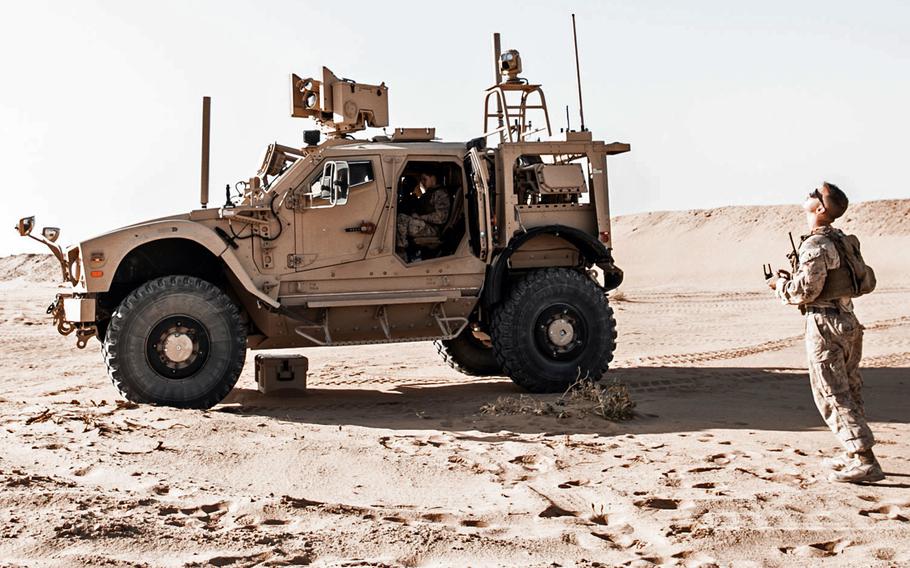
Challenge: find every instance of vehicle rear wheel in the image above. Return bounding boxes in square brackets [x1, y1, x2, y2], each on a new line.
[434, 327, 502, 377]
[491, 268, 616, 393]
[101, 275, 246, 409]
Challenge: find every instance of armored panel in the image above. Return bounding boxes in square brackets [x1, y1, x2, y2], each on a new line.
[530, 164, 586, 194]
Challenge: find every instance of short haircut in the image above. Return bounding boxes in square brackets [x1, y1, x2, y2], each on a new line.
[823, 181, 849, 219]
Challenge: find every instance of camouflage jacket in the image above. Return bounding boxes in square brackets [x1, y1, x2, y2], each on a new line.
[776, 226, 854, 312]
[413, 187, 451, 227]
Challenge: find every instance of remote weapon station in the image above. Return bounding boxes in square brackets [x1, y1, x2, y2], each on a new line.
[18, 23, 629, 408]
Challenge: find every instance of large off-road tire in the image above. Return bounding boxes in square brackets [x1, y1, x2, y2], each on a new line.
[101, 275, 246, 409]
[491, 268, 616, 393]
[434, 328, 502, 377]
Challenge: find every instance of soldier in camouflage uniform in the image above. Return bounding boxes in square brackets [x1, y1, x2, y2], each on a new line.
[396, 171, 451, 250]
[769, 182, 884, 483]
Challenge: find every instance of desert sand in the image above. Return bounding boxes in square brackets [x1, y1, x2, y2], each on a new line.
[0, 200, 908, 567]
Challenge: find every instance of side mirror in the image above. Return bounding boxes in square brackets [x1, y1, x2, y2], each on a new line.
[17, 216, 35, 236]
[42, 227, 61, 243]
[319, 162, 335, 199]
[332, 161, 350, 206]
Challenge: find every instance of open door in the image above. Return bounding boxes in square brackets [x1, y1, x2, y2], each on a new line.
[465, 148, 493, 262]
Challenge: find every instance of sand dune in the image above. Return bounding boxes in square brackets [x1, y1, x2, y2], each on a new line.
[612, 199, 910, 290]
[0, 201, 907, 566]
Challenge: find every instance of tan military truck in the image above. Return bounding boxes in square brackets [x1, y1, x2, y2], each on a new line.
[17, 32, 629, 408]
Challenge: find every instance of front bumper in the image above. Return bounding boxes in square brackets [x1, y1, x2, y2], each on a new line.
[48, 293, 98, 348]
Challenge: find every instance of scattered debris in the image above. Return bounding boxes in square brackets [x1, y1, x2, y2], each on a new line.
[479, 376, 636, 421]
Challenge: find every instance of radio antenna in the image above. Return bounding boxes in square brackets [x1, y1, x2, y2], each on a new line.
[200, 96, 211, 209]
[571, 14, 586, 131]
[565, 105, 571, 131]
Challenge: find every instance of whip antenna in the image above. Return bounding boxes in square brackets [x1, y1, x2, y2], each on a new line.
[571, 14, 586, 131]
[200, 96, 211, 209]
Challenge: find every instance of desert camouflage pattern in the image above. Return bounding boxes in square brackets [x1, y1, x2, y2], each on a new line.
[805, 311, 874, 453]
[776, 226, 874, 454]
[776, 227, 853, 312]
[396, 188, 451, 248]
[17, 41, 629, 354]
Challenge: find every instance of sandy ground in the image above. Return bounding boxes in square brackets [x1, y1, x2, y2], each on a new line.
[1, 201, 909, 567]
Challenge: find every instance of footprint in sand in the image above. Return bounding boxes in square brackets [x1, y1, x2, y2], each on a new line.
[158, 501, 229, 528]
[665, 523, 693, 538]
[539, 503, 577, 518]
[671, 550, 718, 566]
[420, 512, 455, 524]
[859, 504, 909, 522]
[589, 531, 637, 550]
[687, 466, 723, 474]
[509, 454, 538, 466]
[780, 538, 852, 558]
[634, 497, 679, 510]
[557, 479, 590, 489]
[590, 525, 638, 550]
[707, 453, 737, 466]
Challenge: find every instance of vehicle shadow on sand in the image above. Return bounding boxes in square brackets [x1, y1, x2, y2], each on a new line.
[220, 366, 909, 437]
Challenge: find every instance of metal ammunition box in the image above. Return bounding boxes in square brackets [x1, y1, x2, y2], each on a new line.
[255, 354, 308, 394]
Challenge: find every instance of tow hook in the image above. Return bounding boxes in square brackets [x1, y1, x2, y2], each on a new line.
[48, 296, 75, 337]
[75, 328, 97, 349]
[47, 295, 98, 348]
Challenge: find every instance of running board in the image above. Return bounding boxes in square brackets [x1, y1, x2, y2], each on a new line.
[293, 300, 468, 346]
[282, 290, 461, 308]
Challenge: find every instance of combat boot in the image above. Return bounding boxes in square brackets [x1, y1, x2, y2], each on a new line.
[822, 452, 855, 471]
[828, 451, 885, 483]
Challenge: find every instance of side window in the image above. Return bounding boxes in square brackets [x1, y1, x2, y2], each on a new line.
[349, 161, 374, 187]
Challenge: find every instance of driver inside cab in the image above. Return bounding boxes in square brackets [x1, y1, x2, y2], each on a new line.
[396, 170, 450, 254]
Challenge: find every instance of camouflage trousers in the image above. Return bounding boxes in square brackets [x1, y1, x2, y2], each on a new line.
[805, 311, 874, 454]
[396, 214, 440, 248]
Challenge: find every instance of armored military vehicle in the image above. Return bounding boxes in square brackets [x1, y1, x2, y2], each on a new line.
[18, 30, 629, 408]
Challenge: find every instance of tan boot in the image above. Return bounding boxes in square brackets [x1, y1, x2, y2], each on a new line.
[822, 453, 856, 471]
[828, 459, 885, 483]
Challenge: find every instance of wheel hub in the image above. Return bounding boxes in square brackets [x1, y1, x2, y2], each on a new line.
[146, 316, 210, 380]
[547, 318, 575, 347]
[162, 331, 194, 363]
[534, 304, 587, 362]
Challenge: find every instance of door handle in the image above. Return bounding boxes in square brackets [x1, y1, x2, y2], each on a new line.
[344, 221, 376, 234]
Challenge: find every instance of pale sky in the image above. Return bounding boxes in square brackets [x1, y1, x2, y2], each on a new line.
[2, 0, 908, 254]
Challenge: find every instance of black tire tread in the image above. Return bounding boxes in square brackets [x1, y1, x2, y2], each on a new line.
[101, 275, 246, 409]
[434, 332, 501, 377]
[491, 268, 616, 393]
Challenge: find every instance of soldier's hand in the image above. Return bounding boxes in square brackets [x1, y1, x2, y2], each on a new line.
[766, 277, 777, 290]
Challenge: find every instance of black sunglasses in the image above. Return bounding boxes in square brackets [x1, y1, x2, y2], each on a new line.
[809, 188, 826, 209]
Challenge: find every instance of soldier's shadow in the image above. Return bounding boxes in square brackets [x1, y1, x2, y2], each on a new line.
[222, 366, 909, 438]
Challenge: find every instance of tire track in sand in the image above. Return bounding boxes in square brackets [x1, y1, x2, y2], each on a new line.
[619, 315, 910, 367]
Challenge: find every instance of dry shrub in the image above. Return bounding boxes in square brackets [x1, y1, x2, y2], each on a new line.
[479, 394, 557, 417]
[480, 374, 636, 422]
[610, 289, 628, 302]
[560, 377, 636, 422]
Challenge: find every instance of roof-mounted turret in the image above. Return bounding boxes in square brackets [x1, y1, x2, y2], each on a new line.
[290, 67, 389, 138]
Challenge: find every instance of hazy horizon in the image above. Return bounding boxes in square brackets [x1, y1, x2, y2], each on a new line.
[3, 0, 908, 254]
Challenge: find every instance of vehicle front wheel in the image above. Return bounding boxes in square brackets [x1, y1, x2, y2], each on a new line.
[102, 275, 246, 409]
[491, 268, 616, 393]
